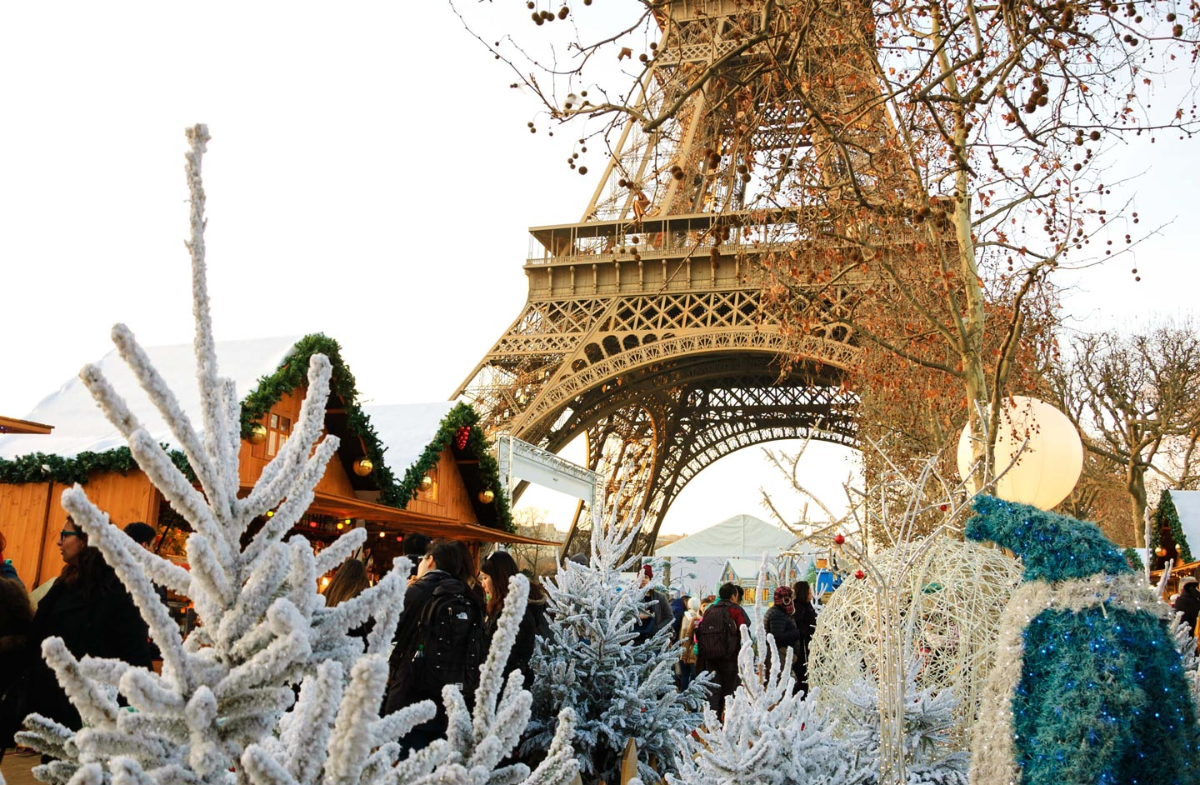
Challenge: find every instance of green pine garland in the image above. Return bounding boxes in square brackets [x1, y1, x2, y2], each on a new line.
[387, 401, 514, 532]
[0, 445, 195, 486]
[0, 333, 513, 533]
[1153, 489, 1194, 564]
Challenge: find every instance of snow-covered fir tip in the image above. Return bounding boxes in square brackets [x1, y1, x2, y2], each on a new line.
[242, 574, 579, 785]
[14, 125, 576, 785]
[840, 656, 969, 785]
[521, 500, 709, 784]
[668, 604, 863, 785]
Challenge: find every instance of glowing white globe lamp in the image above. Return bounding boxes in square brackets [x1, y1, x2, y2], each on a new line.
[956, 395, 1084, 510]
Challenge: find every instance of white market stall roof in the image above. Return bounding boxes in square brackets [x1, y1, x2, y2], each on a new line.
[0, 335, 301, 461]
[361, 402, 457, 475]
[656, 514, 799, 557]
[1169, 490, 1200, 554]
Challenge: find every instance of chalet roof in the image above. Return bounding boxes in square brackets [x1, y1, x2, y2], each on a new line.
[0, 335, 514, 533]
[0, 335, 300, 461]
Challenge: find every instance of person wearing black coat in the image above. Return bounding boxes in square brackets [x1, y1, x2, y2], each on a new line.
[0, 571, 34, 759]
[384, 539, 482, 753]
[792, 580, 818, 695]
[479, 551, 550, 688]
[1173, 576, 1200, 637]
[26, 520, 152, 732]
[762, 586, 802, 687]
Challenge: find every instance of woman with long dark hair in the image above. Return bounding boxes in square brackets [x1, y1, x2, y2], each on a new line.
[791, 580, 818, 696]
[479, 550, 549, 687]
[25, 517, 152, 730]
[324, 558, 373, 640]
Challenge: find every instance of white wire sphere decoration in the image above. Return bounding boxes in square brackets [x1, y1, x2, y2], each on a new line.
[808, 537, 1022, 750]
[956, 395, 1084, 511]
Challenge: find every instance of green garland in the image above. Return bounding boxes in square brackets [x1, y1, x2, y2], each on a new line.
[1154, 489, 1194, 564]
[387, 401, 514, 532]
[0, 445, 195, 486]
[0, 333, 512, 533]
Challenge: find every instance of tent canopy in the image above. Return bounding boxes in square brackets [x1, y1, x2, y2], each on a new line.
[657, 514, 798, 557]
[656, 514, 805, 595]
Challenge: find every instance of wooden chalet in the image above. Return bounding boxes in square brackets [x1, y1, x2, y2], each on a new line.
[0, 334, 552, 589]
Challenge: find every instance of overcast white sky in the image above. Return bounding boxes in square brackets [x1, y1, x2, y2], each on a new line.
[1, 3, 1196, 536]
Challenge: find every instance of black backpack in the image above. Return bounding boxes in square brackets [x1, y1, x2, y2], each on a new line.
[696, 602, 740, 661]
[410, 582, 487, 708]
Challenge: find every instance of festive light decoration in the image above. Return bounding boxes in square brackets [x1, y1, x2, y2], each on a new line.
[956, 395, 1083, 510]
[247, 423, 268, 445]
[966, 495, 1200, 785]
[455, 425, 472, 450]
[811, 537, 1021, 753]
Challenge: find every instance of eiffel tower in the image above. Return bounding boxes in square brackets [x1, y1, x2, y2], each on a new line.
[455, 0, 904, 557]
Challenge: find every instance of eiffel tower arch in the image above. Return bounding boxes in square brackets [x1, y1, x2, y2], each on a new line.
[455, 0, 900, 556]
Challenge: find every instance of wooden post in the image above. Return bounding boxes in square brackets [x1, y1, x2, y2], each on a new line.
[619, 738, 639, 785]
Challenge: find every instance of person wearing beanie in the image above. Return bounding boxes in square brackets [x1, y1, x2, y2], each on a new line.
[633, 563, 672, 642]
[762, 585, 802, 690]
[1174, 575, 1200, 637]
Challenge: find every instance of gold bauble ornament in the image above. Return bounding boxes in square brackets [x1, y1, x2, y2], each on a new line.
[353, 458, 374, 477]
[1156, 546, 1168, 558]
[247, 424, 268, 445]
[419, 474, 434, 492]
[478, 489, 495, 504]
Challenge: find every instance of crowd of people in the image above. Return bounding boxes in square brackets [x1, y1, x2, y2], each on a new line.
[0, 519, 834, 762]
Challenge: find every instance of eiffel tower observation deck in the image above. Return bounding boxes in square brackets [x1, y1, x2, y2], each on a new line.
[455, 0, 897, 556]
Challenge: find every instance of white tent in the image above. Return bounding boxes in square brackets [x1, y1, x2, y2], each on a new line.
[656, 514, 805, 595]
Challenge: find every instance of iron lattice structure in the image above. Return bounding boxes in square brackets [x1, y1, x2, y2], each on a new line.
[456, 0, 907, 556]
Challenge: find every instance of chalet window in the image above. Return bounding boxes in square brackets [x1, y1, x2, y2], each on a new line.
[267, 413, 292, 457]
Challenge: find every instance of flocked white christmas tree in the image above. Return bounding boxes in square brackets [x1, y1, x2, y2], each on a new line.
[839, 656, 968, 785]
[521, 495, 709, 784]
[667, 579, 866, 785]
[10, 125, 577, 785]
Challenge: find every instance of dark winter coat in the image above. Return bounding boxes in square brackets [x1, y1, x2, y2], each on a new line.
[384, 570, 483, 714]
[25, 562, 152, 730]
[762, 605, 801, 649]
[792, 601, 818, 690]
[633, 589, 674, 641]
[1173, 586, 1200, 637]
[669, 597, 686, 640]
[0, 577, 33, 747]
[484, 593, 550, 688]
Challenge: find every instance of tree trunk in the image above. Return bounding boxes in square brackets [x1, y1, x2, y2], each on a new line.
[1127, 465, 1148, 549]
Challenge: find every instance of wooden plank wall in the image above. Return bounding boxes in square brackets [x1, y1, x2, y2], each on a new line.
[236, 388, 356, 498]
[0, 470, 158, 589]
[0, 481, 52, 589]
[404, 448, 479, 524]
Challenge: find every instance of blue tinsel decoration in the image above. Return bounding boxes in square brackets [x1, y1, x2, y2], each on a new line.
[966, 495, 1130, 583]
[967, 495, 1200, 785]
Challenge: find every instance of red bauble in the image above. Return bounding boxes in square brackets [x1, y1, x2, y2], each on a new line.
[854, 569, 865, 580]
[834, 533, 845, 545]
[939, 504, 949, 512]
[455, 425, 472, 450]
